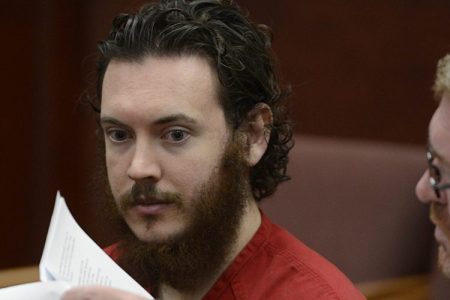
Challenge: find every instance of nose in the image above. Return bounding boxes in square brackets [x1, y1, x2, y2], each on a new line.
[415, 170, 445, 205]
[127, 140, 162, 182]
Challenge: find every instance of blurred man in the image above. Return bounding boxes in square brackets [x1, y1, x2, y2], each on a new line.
[416, 54, 450, 277]
[63, 1, 364, 299]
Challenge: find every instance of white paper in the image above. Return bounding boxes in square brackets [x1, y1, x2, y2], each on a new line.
[0, 192, 154, 300]
[0, 282, 70, 300]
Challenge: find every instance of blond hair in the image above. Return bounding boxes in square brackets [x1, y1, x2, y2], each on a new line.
[433, 54, 450, 101]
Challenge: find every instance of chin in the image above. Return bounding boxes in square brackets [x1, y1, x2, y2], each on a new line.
[438, 246, 450, 278]
[129, 219, 185, 243]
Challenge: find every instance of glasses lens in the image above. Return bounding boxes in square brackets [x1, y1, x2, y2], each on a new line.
[427, 152, 441, 183]
[429, 165, 441, 183]
[427, 151, 442, 198]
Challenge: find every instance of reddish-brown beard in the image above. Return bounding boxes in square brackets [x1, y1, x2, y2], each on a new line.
[104, 137, 251, 294]
[117, 181, 185, 225]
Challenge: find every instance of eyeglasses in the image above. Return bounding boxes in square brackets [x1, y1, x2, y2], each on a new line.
[426, 151, 450, 198]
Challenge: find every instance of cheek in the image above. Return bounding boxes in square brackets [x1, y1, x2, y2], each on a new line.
[168, 156, 219, 200]
[105, 152, 129, 197]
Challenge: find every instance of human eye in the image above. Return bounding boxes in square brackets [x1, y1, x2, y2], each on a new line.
[162, 128, 190, 144]
[105, 128, 130, 143]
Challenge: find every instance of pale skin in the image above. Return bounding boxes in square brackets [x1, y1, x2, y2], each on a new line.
[62, 55, 272, 300]
[416, 95, 450, 276]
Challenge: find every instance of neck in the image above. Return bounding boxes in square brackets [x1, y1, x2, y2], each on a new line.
[158, 198, 262, 300]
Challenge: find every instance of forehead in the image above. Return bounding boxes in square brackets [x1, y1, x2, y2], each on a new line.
[100, 55, 223, 122]
[429, 96, 450, 164]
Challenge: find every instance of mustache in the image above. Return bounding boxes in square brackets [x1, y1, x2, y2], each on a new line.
[118, 182, 183, 210]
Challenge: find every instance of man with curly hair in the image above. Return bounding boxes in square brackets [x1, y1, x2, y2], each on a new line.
[416, 54, 450, 278]
[63, 1, 364, 299]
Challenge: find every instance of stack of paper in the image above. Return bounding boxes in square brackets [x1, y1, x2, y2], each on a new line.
[0, 192, 153, 300]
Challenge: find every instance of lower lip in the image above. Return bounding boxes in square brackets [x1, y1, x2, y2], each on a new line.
[132, 203, 172, 216]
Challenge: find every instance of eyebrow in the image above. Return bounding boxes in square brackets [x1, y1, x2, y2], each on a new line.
[100, 114, 198, 127]
[153, 114, 198, 126]
[100, 117, 128, 127]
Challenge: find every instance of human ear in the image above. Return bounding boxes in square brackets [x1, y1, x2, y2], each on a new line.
[241, 103, 273, 166]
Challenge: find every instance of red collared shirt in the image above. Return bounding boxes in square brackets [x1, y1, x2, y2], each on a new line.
[202, 212, 365, 299]
[105, 212, 365, 299]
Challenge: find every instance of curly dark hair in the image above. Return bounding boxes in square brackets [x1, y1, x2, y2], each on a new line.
[93, 0, 294, 201]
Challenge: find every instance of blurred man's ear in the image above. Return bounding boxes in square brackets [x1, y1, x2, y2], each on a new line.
[239, 103, 273, 166]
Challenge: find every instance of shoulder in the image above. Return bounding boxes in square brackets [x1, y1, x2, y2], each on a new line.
[233, 217, 365, 300]
[103, 243, 121, 261]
